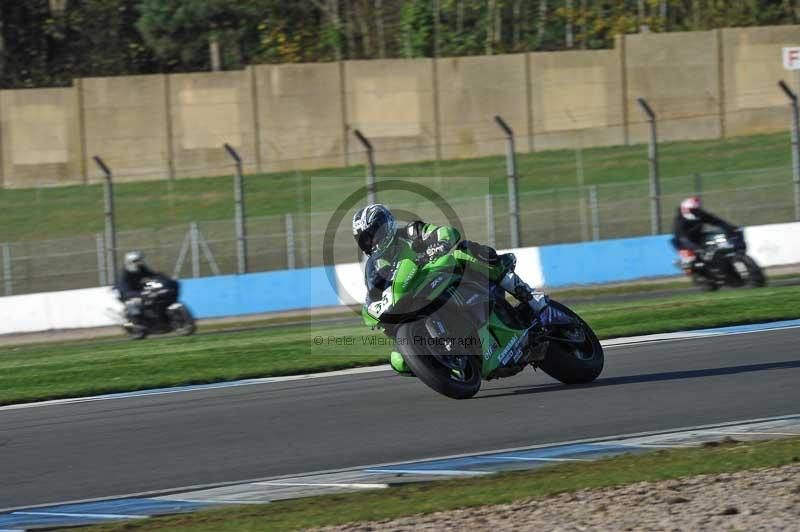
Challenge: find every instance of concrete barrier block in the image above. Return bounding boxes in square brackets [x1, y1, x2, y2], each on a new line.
[254, 63, 346, 172]
[0, 87, 84, 187]
[82, 74, 170, 182]
[344, 58, 438, 164]
[437, 54, 528, 159]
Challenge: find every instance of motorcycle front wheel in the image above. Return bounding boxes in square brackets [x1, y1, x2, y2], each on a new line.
[169, 304, 197, 336]
[396, 316, 482, 400]
[738, 255, 767, 288]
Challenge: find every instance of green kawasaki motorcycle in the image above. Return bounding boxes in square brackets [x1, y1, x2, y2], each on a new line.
[362, 251, 604, 399]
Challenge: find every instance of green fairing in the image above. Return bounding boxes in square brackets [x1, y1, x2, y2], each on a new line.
[391, 258, 420, 302]
[410, 254, 461, 302]
[362, 230, 527, 378]
[362, 306, 379, 327]
[478, 313, 525, 377]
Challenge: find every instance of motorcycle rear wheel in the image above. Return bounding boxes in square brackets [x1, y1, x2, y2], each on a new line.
[123, 322, 148, 340]
[537, 301, 604, 385]
[396, 316, 482, 400]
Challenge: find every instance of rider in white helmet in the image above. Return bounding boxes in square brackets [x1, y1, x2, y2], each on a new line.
[116, 251, 158, 324]
[672, 196, 737, 268]
[352, 204, 548, 374]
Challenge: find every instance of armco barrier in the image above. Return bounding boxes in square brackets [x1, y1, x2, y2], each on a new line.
[0, 266, 340, 335]
[0, 222, 797, 335]
[538, 235, 677, 287]
[181, 266, 339, 319]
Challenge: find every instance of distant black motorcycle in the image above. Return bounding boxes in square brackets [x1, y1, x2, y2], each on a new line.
[123, 275, 196, 339]
[677, 229, 767, 291]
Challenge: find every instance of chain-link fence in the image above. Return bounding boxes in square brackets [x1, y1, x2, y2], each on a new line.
[2, 165, 796, 296]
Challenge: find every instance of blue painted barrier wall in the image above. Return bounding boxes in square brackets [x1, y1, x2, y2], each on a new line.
[538, 235, 677, 287]
[180, 266, 340, 319]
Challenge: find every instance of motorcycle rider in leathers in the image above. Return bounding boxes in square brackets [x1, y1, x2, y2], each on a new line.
[352, 204, 548, 374]
[672, 196, 738, 274]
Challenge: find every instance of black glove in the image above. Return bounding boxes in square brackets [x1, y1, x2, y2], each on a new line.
[415, 242, 448, 267]
[424, 242, 449, 260]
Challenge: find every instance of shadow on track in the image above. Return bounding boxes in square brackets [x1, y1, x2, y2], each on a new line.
[476, 359, 800, 399]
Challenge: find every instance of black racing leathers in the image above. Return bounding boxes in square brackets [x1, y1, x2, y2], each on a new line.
[672, 208, 737, 252]
[116, 266, 156, 300]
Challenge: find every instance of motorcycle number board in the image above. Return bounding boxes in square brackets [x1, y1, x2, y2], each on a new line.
[783, 47, 800, 70]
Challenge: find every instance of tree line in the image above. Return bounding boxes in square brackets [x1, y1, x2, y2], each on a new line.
[1, 0, 797, 88]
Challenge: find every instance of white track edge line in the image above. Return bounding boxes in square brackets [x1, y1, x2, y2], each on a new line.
[2, 412, 798, 514]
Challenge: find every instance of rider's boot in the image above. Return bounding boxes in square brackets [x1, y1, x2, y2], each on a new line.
[498, 267, 548, 315]
[390, 351, 413, 376]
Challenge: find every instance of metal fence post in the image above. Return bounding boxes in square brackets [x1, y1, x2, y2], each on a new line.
[353, 129, 377, 204]
[778, 80, 800, 220]
[693, 173, 702, 198]
[224, 143, 248, 274]
[578, 187, 590, 241]
[589, 185, 600, 241]
[485, 195, 496, 248]
[2, 243, 11, 296]
[93, 156, 117, 284]
[494, 115, 520, 248]
[636, 98, 662, 234]
[285, 213, 296, 269]
[190, 222, 200, 278]
[96, 233, 107, 286]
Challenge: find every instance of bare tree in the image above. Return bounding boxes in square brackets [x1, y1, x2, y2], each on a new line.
[374, 0, 386, 58]
[354, 0, 372, 58]
[486, 0, 496, 54]
[457, 0, 465, 38]
[311, 0, 343, 61]
[565, 0, 574, 47]
[344, 0, 357, 58]
[494, 0, 502, 49]
[637, 0, 645, 29]
[691, 0, 701, 29]
[537, 0, 548, 46]
[580, 0, 587, 48]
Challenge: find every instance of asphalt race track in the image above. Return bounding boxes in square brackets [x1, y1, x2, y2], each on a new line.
[1, 327, 799, 510]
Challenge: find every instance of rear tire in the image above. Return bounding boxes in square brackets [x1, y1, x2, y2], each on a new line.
[124, 323, 148, 340]
[692, 273, 718, 292]
[537, 301, 604, 385]
[396, 317, 482, 400]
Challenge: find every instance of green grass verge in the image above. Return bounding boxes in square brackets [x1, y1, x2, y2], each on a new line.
[77, 436, 800, 532]
[1, 285, 798, 406]
[0, 131, 791, 241]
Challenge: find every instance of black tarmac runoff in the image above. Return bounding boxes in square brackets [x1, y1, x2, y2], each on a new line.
[1, 327, 799, 510]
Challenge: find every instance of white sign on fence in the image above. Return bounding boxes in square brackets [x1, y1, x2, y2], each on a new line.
[783, 47, 800, 70]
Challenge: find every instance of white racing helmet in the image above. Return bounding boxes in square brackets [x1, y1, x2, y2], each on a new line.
[124, 250, 145, 273]
[352, 204, 396, 256]
[680, 196, 702, 221]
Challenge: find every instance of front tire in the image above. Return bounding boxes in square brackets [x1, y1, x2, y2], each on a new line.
[169, 305, 197, 336]
[396, 318, 482, 400]
[740, 255, 766, 288]
[537, 301, 604, 385]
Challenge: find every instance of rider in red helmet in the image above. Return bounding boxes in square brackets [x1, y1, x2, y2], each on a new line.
[672, 196, 737, 270]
